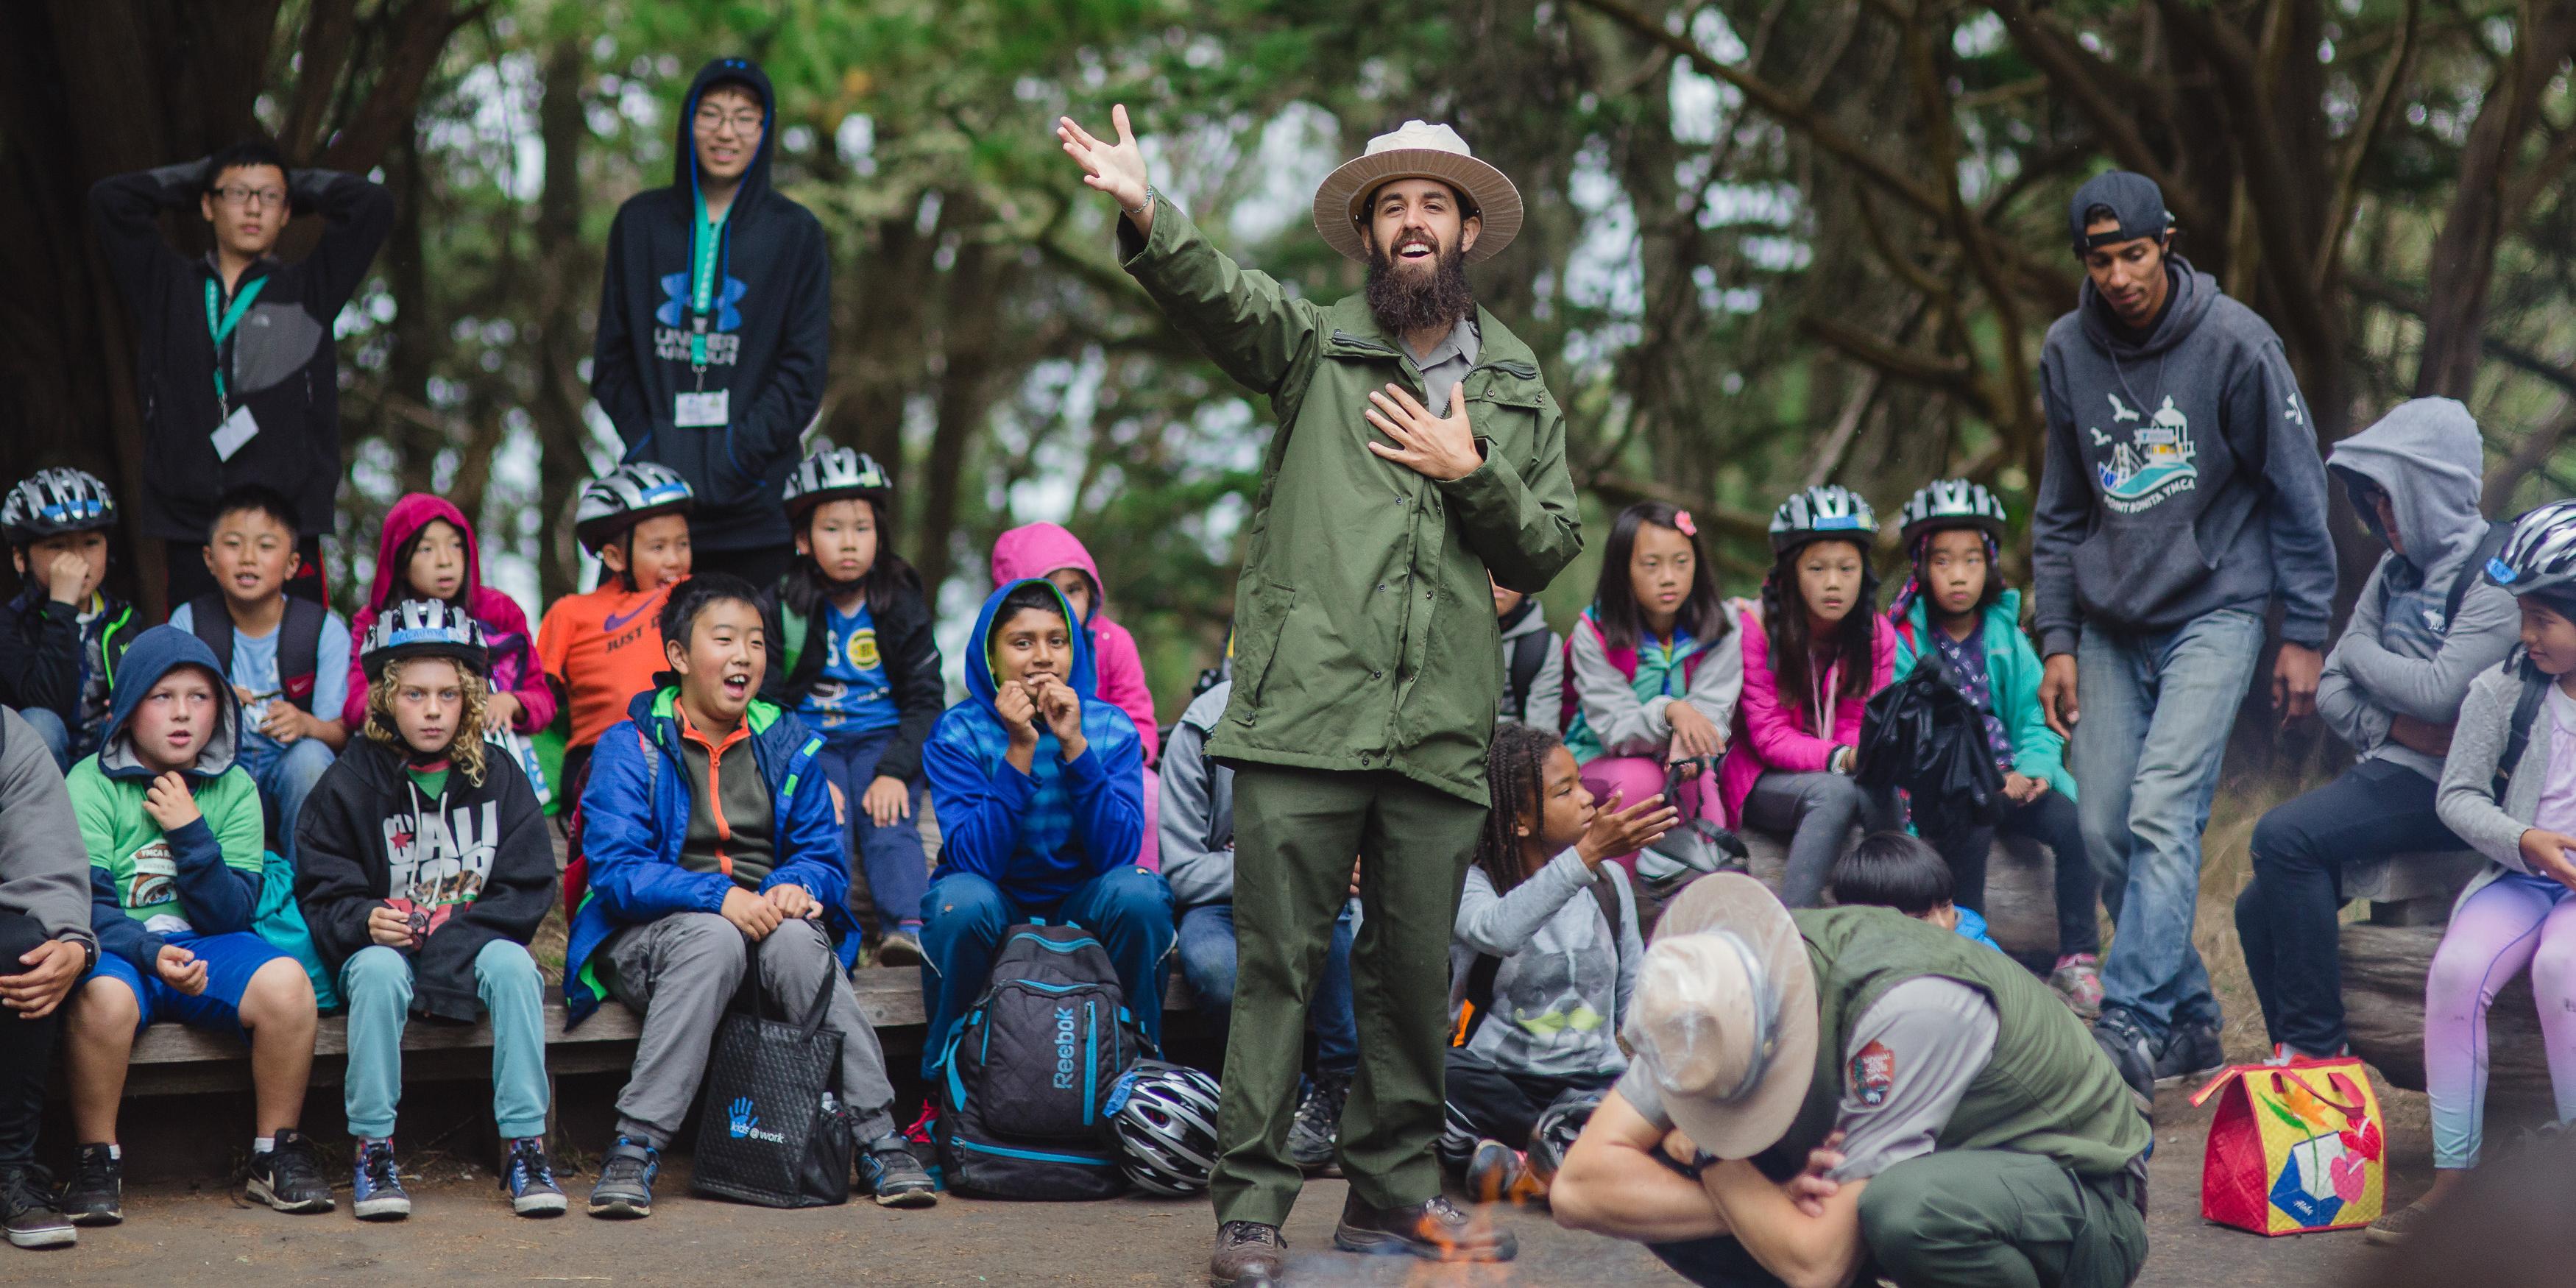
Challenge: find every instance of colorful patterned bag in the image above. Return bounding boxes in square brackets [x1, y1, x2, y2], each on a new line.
[2191, 1059, 2385, 1235]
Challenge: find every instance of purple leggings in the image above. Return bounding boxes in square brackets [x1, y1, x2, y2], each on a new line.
[2425, 871, 2576, 1169]
[1578, 755, 1723, 876]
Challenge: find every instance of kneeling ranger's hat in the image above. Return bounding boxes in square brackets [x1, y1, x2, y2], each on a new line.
[1311, 120, 1523, 265]
[1624, 873, 1819, 1160]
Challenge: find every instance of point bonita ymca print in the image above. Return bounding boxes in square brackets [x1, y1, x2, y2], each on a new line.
[2088, 392, 2201, 514]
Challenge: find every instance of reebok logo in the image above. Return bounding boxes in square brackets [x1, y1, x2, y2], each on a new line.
[1052, 1007, 1079, 1090]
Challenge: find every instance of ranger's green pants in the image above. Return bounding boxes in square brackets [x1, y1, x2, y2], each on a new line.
[1650, 1150, 2149, 1288]
[1208, 765, 1486, 1225]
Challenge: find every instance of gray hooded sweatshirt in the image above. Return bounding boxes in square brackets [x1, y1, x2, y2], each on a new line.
[1449, 852, 1643, 1081]
[1159, 681, 1238, 911]
[1498, 598, 1565, 729]
[2030, 257, 2337, 657]
[2315, 398, 2520, 781]
[0, 707, 96, 950]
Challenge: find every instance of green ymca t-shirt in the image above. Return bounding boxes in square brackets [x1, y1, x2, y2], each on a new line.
[66, 757, 266, 935]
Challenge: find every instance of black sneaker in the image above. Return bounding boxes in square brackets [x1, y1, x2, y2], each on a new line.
[587, 1136, 659, 1219]
[1287, 1069, 1351, 1176]
[247, 1130, 336, 1214]
[857, 1133, 938, 1208]
[1, 1164, 73, 1250]
[58, 1144, 120, 1227]
[2091, 1009, 2157, 1110]
[2153, 1019, 2226, 1089]
[501, 1138, 568, 1217]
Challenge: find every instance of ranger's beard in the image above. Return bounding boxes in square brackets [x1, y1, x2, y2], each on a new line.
[1365, 232, 1475, 338]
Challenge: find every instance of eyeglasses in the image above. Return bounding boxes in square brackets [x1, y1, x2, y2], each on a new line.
[693, 107, 765, 135]
[213, 185, 287, 210]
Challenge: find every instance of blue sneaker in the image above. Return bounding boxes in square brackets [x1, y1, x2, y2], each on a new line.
[351, 1139, 410, 1221]
[586, 1136, 658, 1219]
[502, 1138, 567, 1217]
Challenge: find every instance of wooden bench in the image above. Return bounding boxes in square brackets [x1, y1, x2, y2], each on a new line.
[98, 967, 1196, 1097]
[2334, 849, 2558, 1105]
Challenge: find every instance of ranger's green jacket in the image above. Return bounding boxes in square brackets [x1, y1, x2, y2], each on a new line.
[1119, 197, 1582, 802]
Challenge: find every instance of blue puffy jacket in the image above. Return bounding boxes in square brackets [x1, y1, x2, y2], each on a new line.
[563, 685, 838, 1023]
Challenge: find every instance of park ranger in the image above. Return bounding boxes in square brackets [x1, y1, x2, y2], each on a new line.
[1057, 107, 1583, 1284]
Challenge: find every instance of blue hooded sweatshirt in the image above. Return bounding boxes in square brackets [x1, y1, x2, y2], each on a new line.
[71, 625, 261, 974]
[923, 578, 1144, 905]
[562, 684, 839, 1024]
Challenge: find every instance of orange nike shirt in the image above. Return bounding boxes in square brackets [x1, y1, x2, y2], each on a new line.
[538, 581, 676, 751]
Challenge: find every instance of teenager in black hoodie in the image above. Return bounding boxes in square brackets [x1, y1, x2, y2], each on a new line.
[591, 57, 829, 585]
[293, 601, 562, 1220]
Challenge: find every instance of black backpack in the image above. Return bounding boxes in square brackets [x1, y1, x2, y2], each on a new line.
[1501, 628, 1551, 726]
[933, 923, 1147, 1199]
[2441, 521, 2514, 634]
[186, 593, 327, 712]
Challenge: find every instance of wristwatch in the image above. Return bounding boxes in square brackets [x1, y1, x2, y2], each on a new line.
[63, 934, 96, 975]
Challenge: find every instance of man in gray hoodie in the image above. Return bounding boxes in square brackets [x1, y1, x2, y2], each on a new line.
[0, 706, 99, 1248]
[2030, 171, 2337, 1099]
[2234, 398, 2516, 1064]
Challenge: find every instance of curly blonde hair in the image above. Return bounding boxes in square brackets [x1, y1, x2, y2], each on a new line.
[365, 656, 489, 785]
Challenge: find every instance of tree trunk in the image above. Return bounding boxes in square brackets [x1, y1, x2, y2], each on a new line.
[530, 34, 595, 604]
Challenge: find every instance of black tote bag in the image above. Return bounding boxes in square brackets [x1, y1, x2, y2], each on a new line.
[690, 967, 853, 1208]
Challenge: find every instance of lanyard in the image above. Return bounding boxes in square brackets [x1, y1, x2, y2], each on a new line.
[689, 192, 729, 372]
[204, 275, 269, 408]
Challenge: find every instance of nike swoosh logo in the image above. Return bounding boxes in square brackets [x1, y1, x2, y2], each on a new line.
[603, 603, 654, 633]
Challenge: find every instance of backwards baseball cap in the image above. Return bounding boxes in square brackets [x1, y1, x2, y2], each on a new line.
[2068, 171, 2172, 257]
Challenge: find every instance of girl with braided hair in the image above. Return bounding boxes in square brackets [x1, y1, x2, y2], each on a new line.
[1441, 722, 1674, 1204]
[1718, 486, 1899, 907]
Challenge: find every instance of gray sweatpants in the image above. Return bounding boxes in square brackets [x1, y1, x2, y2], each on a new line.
[599, 913, 898, 1147]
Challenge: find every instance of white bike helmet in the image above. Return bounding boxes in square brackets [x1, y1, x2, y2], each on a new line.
[2, 467, 118, 544]
[1769, 484, 1878, 554]
[1105, 1062, 1221, 1196]
[574, 462, 694, 553]
[2488, 500, 2576, 599]
[782, 445, 893, 518]
[1896, 478, 2009, 546]
[361, 598, 490, 681]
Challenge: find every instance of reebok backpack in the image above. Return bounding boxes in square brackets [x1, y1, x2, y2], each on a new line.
[932, 923, 1149, 1199]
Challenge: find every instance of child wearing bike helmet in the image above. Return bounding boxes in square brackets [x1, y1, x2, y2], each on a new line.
[536, 463, 696, 800]
[1563, 501, 1741, 877]
[1718, 485, 1897, 907]
[763, 445, 943, 967]
[0, 468, 137, 769]
[2382, 500, 2576, 1242]
[1886, 478, 2098, 1015]
[292, 600, 562, 1221]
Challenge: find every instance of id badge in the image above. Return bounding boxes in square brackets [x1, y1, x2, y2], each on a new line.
[211, 404, 260, 461]
[675, 389, 731, 428]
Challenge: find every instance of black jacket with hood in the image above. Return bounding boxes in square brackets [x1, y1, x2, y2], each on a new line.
[757, 579, 944, 783]
[293, 735, 555, 1022]
[88, 160, 394, 542]
[591, 57, 829, 554]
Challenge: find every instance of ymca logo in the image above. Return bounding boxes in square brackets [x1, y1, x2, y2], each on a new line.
[727, 1096, 785, 1144]
[2090, 392, 2200, 514]
[1052, 1007, 1080, 1091]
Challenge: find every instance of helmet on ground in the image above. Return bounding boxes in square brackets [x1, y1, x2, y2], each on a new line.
[1769, 484, 1878, 554]
[1105, 1061, 1221, 1196]
[782, 446, 893, 518]
[1896, 478, 2009, 546]
[574, 463, 694, 553]
[362, 598, 490, 681]
[3, 468, 118, 545]
[2488, 500, 2576, 600]
[1526, 1091, 1603, 1185]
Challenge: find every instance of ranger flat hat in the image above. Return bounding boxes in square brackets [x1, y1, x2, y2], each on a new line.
[1311, 119, 1522, 265]
[1624, 873, 1819, 1160]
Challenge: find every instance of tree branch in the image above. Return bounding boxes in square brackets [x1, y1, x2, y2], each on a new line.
[1988, 0, 2209, 235]
[2347, 272, 2576, 397]
[1798, 314, 1989, 416]
[2317, 0, 2420, 291]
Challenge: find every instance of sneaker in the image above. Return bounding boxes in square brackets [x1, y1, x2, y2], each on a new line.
[1209, 1220, 1288, 1286]
[2153, 1019, 2226, 1089]
[2367, 1197, 2441, 1245]
[2262, 1041, 2352, 1068]
[247, 1130, 336, 1214]
[858, 1133, 938, 1208]
[2049, 954, 2104, 1020]
[57, 1145, 120, 1227]
[586, 1136, 659, 1219]
[1464, 1139, 1546, 1205]
[502, 1139, 567, 1217]
[1333, 1192, 1517, 1262]
[2091, 1009, 2157, 1109]
[1287, 1069, 1351, 1176]
[876, 931, 924, 967]
[351, 1139, 411, 1221]
[0, 1164, 74, 1250]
